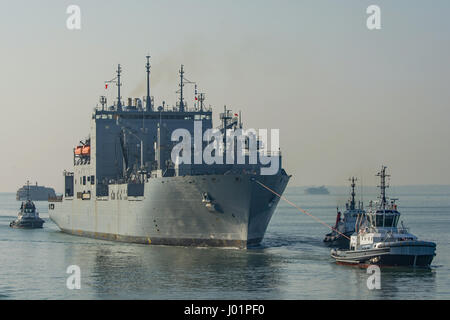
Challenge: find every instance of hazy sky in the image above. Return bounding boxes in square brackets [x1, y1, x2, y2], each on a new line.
[0, 0, 449, 192]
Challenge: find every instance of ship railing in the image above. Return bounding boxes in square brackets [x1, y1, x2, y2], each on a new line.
[233, 150, 282, 157]
[257, 150, 282, 156]
[95, 105, 212, 113]
[398, 227, 410, 234]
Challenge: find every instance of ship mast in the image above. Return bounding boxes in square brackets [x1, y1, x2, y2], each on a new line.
[145, 55, 152, 111]
[26, 180, 30, 201]
[198, 93, 205, 111]
[376, 166, 390, 210]
[179, 65, 185, 112]
[349, 177, 357, 210]
[116, 64, 122, 111]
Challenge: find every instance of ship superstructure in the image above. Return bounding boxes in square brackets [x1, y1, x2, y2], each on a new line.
[49, 57, 290, 248]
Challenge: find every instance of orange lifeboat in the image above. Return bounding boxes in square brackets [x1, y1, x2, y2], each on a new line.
[74, 146, 83, 156]
[81, 146, 91, 156]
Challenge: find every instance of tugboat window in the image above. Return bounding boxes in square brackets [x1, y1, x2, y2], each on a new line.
[376, 214, 384, 227]
[384, 215, 394, 227]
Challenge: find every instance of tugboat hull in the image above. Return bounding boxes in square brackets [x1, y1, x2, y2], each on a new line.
[10, 219, 45, 229]
[323, 231, 352, 249]
[331, 241, 436, 267]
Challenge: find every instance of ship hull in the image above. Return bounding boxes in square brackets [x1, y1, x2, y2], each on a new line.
[323, 231, 353, 249]
[331, 241, 436, 267]
[10, 219, 45, 229]
[50, 173, 289, 248]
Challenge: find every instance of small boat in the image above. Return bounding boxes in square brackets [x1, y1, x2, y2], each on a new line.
[324, 177, 365, 248]
[331, 166, 436, 267]
[10, 181, 45, 229]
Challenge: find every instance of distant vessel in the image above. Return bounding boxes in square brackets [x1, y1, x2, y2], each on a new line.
[16, 182, 56, 201]
[323, 177, 365, 248]
[331, 167, 436, 267]
[10, 181, 45, 229]
[305, 186, 329, 195]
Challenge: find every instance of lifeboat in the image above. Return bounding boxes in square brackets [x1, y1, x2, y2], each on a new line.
[81, 146, 91, 156]
[74, 146, 83, 156]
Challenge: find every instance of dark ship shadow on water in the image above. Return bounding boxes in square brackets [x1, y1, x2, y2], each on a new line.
[329, 259, 438, 299]
[261, 232, 325, 249]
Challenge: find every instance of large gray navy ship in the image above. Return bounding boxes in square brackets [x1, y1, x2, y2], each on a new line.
[49, 57, 290, 248]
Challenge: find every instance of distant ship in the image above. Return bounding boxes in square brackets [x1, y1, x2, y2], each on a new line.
[305, 186, 329, 195]
[16, 182, 56, 201]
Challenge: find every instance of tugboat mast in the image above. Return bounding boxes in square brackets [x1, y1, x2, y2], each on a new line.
[349, 177, 357, 210]
[26, 180, 30, 201]
[376, 166, 390, 210]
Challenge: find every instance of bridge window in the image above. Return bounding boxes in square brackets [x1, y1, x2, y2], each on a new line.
[384, 215, 395, 227]
[375, 215, 383, 227]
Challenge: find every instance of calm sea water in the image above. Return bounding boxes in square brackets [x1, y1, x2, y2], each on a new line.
[0, 185, 449, 300]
